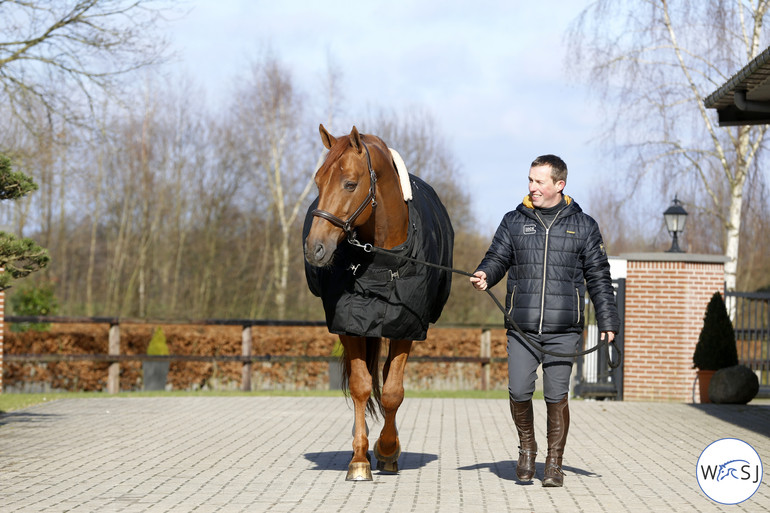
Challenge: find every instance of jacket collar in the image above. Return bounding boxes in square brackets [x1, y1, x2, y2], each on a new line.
[521, 193, 572, 210]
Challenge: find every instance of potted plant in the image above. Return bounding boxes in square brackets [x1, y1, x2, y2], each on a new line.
[143, 327, 170, 391]
[693, 292, 738, 403]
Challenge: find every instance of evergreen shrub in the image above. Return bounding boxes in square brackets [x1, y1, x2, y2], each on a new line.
[10, 283, 58, 332]
[147, 327, 169, 355]
[693, 291, 739, 371]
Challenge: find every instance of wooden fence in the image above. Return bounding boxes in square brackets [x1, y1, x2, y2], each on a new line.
[4, 316, 506, 393]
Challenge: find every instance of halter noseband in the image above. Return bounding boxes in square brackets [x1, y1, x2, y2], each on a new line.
[311, 141, 377, 235]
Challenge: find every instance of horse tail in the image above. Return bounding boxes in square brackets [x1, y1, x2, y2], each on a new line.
[340, 336, 384, 420]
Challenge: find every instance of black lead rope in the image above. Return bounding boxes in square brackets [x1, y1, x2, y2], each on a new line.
[348, 237, 622, 369]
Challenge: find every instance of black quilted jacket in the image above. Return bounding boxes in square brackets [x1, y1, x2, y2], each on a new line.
[476, 195, 620, 335]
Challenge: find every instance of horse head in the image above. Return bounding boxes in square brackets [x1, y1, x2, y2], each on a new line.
[717, 459, 750, 481]
[304, 124, 407, 267]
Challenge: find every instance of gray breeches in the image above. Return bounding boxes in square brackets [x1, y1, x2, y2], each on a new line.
[506, 330, 581, 403]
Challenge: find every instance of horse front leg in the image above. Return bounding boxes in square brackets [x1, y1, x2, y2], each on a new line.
[374, 339, 412, 473]
[341, 335, 373, 481]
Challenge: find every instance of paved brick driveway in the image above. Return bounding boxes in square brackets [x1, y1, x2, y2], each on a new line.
[1, 396, 769, 512]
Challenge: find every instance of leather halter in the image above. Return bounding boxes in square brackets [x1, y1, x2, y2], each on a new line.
[311, 141, 377, 236]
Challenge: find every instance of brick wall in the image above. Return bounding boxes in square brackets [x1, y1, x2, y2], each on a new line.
[620, 254, 726, 402]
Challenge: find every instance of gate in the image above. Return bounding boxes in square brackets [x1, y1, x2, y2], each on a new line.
[574, 278, 625, 400]
[725, 290, 770, 395]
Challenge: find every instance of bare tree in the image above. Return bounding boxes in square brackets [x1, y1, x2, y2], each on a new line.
[364, 108, 472, 232]
[1, 40, 501, 322]
[231, 56, 316, 319]
[85, 128, 106, 316]
[568, 0, 770, 291]
[0, 0, 179, 310]
[0, 0, 176, 132]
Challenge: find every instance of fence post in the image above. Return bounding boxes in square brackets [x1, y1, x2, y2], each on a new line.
[480, 329, 491, 390]
[108, 322, 120, 394]
[241, 324, 252, 392]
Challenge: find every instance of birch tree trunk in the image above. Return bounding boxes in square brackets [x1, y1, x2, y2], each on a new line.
[234, 57, 316, 320]
[568, 0, 770, 291]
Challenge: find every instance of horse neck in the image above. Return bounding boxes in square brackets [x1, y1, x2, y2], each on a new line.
[359, 153, 409, 249]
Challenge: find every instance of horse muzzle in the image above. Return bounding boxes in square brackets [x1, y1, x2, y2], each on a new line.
[304, 237, 337, 268]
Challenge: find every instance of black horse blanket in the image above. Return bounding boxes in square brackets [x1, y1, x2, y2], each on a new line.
[303, 174, 454, 341]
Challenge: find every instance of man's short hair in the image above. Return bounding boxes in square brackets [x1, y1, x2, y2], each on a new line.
[531, 154, 568, 184]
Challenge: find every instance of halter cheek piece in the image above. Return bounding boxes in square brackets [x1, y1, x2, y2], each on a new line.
[312, 142, 377, 236]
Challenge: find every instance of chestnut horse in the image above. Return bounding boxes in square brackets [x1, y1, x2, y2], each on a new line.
[303, 125, 452, 481]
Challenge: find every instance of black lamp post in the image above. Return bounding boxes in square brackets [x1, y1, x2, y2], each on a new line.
[663, 195, 688, 253]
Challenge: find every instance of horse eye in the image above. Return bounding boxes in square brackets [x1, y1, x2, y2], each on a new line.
[344, 181, 357, 191]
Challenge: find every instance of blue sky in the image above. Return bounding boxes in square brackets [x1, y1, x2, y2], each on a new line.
[167, 1, 603, 234]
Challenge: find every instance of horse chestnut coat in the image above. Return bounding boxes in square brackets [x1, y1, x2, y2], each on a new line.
[303, 174, 453, 341]
[476, 195, 620, 335]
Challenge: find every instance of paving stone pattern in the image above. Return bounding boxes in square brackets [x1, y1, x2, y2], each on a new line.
[1, 397, 769, 512]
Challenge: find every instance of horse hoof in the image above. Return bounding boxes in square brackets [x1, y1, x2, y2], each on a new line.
[373, 439, 401, 474]
[377, 460, 399, 473]
[346, 462, 373, 481]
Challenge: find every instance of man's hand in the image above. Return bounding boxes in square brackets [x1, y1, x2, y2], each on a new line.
[600, 331, 616, 343]
[470, 270, 488, 291]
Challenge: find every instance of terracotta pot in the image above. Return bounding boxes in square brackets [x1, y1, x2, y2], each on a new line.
[697, 369, 717, 403]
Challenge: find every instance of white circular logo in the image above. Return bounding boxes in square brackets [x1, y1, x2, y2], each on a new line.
[697, 438, 763, 505]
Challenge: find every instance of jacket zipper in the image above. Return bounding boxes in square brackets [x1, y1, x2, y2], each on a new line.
[534, 208, 565, 334]
[507, 285, 517, 317]
[575, 287, 581, 324]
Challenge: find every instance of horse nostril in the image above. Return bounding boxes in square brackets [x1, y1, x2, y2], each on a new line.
[314, 243, 325, 261]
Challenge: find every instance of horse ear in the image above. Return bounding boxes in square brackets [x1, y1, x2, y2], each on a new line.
[349, 126, 363, 153]
[319, 124, 336, 149]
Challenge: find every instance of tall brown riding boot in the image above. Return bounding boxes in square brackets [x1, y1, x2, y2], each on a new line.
[510, 398, 537, 481]
[543, 395, 569, 487]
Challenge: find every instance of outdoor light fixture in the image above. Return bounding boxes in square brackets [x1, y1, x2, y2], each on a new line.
[663, 195, 688, 253]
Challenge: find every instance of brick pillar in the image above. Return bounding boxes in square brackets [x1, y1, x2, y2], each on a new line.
[620, 253, 726, 402]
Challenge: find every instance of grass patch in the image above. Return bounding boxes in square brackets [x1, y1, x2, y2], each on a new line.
[0, 388, 535, 414]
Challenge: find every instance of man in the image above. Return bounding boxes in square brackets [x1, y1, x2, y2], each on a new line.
[470, 154, 619, 487]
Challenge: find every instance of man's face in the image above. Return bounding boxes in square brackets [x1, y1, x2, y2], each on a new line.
[528, 165, 564, 208]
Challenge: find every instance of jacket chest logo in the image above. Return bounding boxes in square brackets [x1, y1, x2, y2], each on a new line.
[523, 224, 536, 234]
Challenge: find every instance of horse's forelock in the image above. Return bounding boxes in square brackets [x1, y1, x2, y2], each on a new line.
[315, 135, 364, 180]
[314, 145, 340, 182]
[327, 139, 350, 164]
[314, 133, 394, 192]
